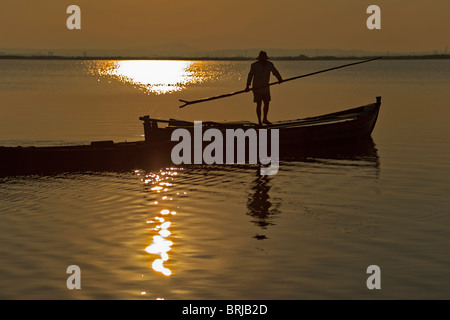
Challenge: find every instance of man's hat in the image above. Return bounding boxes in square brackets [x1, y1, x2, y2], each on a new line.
[257, 51, 269, 60]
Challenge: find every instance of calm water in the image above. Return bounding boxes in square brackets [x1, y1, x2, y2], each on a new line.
[0, 59, 449, 299]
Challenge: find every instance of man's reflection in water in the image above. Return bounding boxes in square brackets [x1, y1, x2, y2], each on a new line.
[247, 167, 280, 240]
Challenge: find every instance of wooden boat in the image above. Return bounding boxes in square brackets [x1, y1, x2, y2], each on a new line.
[0, 97, 381, 177]
[145, 96, 381, 147]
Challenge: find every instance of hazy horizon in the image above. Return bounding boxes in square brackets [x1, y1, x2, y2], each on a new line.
[0, 45, 447, 59]
[1, 1, 449, 56]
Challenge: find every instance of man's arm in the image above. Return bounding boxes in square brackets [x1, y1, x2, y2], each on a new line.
[271, 64, 283, 83]
[245, 64, 255, 91]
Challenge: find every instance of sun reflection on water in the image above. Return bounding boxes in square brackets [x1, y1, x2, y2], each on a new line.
[136, 167, 184, 277]
[92, 60, 204, 94]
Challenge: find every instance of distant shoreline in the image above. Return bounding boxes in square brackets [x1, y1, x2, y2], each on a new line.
[1, 54, 449, 61]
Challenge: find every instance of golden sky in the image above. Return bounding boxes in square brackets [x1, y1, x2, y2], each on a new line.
[1, 0, 449, 53]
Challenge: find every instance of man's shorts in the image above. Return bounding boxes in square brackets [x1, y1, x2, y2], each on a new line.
[253, 92, 271, 103]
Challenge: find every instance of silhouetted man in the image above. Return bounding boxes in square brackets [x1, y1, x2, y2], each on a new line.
[245, 51, 283, 125]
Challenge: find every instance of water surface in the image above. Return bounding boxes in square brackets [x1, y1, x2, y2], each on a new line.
[0, 59, 449, 299]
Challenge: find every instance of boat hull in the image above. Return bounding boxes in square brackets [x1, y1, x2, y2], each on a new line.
[146, 100, 380, 155]
[0, 99, 381, 177]
[279, 103, 380, 150]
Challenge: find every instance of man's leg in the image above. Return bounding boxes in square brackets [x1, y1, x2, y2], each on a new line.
[256, 101, 262, 125]
[263, 100, 271, 124]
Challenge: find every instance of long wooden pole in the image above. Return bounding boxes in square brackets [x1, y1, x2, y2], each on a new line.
[179, 57, 382, 108]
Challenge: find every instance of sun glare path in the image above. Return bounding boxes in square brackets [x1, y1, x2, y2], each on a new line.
[94, 60, 204, 94]
[135, 167, 184, 278]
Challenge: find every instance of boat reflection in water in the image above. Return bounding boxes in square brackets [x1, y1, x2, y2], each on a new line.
[136, 137, 379, 277]
[247, 136, 379, 240]
[247, 173, 280, 240]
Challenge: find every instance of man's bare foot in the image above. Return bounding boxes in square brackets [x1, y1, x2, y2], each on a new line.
[263, 120, 272, 125]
